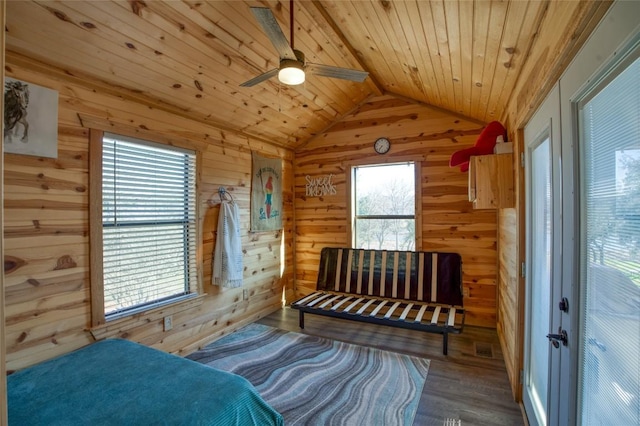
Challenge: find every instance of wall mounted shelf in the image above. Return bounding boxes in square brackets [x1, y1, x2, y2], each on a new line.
[468, 154, 515, 209]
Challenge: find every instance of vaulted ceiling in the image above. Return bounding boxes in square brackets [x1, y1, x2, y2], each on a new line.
[5, 1, 603, 150]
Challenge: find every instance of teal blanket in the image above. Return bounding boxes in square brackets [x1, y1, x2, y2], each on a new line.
[8, 339, 284, 426]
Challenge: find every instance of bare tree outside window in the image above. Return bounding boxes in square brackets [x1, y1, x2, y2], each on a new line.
[101, 135, 197, 320]
[353, 163, 415, 250]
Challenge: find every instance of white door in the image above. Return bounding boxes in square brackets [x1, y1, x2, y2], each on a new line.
[557, 3, 640, 423]
[523, 85, 566, 426]
[520, 3, 640, 425]
[573, 48, 640, 426]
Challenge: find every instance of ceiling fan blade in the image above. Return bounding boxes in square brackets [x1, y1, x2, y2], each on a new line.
[307, 63, 369, 83]
[240, 68, 279, 87]
[250, 7, 296, 61]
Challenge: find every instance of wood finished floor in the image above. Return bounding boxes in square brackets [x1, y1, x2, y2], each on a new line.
[257, 307, 524, 426]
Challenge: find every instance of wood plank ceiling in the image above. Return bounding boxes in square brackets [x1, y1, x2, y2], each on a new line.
[5, 0, 550, 149]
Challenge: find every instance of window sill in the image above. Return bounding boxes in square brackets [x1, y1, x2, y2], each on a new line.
[89, 293, 206, 341]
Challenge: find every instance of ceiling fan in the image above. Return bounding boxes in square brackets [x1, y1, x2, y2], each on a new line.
[240, 1, 369, 87]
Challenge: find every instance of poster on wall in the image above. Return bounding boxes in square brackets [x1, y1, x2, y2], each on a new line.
[4, 77, 58, 158]
[251, 152, 283, 232]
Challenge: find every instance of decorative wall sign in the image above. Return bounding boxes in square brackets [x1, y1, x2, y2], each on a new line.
[251, 152, 283, 231]
[306, 174, 337, 197]
[4, 77, 58, 158]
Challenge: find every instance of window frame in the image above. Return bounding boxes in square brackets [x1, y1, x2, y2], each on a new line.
[347, 156, 423, 251]
[89, 129, 201, 328]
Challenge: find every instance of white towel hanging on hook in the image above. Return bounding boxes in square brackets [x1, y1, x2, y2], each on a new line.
[212, 193, 243, 288]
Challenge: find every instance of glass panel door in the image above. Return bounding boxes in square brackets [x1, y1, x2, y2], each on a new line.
[577, 54, 640, 426]
[524, 134, 553, 426]
[523, 84, 563, 426]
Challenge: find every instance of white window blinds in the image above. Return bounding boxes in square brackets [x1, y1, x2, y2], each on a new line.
[102, 133, 197, 319]
[578, 53, 640, 425]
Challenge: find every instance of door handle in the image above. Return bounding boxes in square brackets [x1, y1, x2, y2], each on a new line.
[546, 327, 568, 348]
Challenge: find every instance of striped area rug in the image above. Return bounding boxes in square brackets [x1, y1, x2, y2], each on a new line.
[187, 323, 430, 426]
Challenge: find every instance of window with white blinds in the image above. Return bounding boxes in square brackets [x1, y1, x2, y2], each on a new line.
[352, 162, 416, 251]
[578, 52, 640, 425]
[102, 133, 197, 320]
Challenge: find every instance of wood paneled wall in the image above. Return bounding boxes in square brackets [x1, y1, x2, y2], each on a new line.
[294, 95, 497, 328]
[3, 52, 294, 371]
[1, 1, 7, 421]
[497, 207, 520, 397]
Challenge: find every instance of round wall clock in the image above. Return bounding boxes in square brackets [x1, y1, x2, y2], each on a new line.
[374, 137, 391, 154]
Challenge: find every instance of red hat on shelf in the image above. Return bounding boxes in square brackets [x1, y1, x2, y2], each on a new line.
[449, 121, 507, 172]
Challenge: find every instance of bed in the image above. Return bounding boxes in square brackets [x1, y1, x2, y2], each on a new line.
[7, 339, 284, 425]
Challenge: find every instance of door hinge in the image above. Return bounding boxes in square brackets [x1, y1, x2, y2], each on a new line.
[520, 370, 524, 383]
[521, 262, 526, 278]
[521, 152, 525, 168]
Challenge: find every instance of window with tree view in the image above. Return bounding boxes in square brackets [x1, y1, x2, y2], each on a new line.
[101, 133, 197, 320]
[353, 163, 416, 250]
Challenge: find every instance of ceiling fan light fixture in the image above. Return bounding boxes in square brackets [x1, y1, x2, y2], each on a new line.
[278, 59, 305, 85]
[241, 7, 367, 87]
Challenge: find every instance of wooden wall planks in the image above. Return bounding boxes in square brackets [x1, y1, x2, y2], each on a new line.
[497, 207, 520, 399]
[3, 52, 294, 371]
[294, 95, 497, 328]
[1, 1, 7, 421]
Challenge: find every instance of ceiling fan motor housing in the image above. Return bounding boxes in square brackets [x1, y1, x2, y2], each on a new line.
[293, 49, 305, 63]
[280, 50, 305, 69]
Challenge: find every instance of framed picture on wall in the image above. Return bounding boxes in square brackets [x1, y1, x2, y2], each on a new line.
[4, 77, 58, 158]
[251, 152, 283, 232]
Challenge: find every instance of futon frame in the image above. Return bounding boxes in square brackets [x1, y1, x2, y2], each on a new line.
[291, 247, 465, 355]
